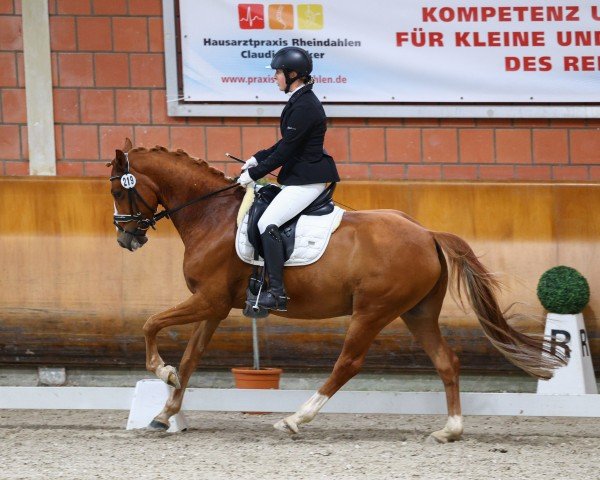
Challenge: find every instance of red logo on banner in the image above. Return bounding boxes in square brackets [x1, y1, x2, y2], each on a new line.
[238, 4, 265, 29]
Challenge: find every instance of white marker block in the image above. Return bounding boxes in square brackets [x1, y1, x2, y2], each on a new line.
[537, 313, 598, 395]
[126, 379, 189, 432]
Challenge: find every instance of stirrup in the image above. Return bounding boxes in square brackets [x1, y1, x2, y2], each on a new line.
[257, 290, 288, 311]
[243, 289, 270, 318]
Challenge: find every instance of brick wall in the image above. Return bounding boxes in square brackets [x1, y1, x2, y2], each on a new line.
[0, 0, 26, 175]
[1, 0, 599, 180]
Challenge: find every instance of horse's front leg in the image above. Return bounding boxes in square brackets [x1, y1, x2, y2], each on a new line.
[149, 318, 222, 430]
[143, 293, 218, 388]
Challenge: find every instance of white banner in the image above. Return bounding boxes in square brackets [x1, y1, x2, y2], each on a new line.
[179, 0, 600, 103]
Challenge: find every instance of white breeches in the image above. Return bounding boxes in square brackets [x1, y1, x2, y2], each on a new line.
[257, 183, 327, 234]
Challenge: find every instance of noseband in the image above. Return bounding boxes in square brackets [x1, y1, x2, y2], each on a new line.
[110, 153, 239, 237]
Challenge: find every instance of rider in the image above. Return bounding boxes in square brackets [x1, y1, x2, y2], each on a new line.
[237, 46, 340, 312]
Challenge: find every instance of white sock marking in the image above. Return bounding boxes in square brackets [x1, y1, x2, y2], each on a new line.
[444, 415, 463, 435]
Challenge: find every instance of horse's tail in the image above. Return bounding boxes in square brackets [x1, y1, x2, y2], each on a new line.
[432, 231, 567, 380]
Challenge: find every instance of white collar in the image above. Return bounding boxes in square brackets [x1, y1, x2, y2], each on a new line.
[287, 83, 305, 96]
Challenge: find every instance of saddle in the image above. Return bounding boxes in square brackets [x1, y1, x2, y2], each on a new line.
[247, 182, 336, 261]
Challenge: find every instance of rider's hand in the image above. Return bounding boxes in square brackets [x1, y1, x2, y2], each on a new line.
[241, 156, 258, 171]
[237, 170, 254, 186]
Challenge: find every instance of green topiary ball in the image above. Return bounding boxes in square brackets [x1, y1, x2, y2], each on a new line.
[537, 266, 590, 314]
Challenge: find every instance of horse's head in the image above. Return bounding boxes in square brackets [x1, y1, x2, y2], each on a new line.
[108, 138, 159, 252]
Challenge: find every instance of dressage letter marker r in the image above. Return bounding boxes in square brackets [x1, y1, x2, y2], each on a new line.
[580, 329, 590, 357]
[550, 329, 571, 359]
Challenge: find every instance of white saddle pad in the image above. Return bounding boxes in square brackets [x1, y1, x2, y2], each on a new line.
[235, 206, 344, 267]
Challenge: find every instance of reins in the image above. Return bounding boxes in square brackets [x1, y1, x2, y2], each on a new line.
[110, 152, 240, 234]
[150, 183, 239, 226]
[225, 153, 357, 211]
[111, 149, 355, 238]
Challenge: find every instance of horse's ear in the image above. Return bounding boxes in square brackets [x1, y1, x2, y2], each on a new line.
[123, 138, 133, 152]
[115, 149, 128, 170]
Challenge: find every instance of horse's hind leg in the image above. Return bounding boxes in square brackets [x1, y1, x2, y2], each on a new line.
[401, 278, 463, 443]
[149, 318, 221, 430]
[274, 311, 394, 434]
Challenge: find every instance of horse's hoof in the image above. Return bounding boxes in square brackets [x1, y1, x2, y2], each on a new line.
[148, 419, 169, 431]
[428, 429, 460, 444]
[167, 370, 181, 389]
[274, 418, 298, 435]
[426, 433, 447, 444]
[157, 365, 181, 389]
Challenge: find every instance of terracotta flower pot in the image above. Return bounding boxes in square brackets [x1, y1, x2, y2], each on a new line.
[231, 367, 283, 414]
[231, 367, 283, 389]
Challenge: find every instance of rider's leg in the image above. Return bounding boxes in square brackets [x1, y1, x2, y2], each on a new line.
[257, 183, 327, 235]
[258, 224, 287, 310]
[256, 183, 326, 310]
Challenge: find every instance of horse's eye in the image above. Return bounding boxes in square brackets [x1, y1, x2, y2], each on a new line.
[112, 190, 123, 200]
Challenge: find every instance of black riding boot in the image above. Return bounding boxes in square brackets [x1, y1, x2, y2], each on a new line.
[258, 224, 288, 311]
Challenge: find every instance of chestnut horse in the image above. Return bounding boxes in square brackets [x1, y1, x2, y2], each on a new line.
[108, 139, 565, 442]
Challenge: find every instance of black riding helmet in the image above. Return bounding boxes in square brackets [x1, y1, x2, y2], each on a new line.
[270, 47, 313, 93]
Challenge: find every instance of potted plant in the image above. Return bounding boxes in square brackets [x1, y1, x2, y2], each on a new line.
[537, 265, 590, 316]
[536, 265, 596, 394]
[231, 316, 282, 389]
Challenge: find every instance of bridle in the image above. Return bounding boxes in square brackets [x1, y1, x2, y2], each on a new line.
[110, 152, 239, 238]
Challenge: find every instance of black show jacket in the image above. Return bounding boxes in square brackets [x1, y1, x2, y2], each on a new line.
[248, 84, 340, 185]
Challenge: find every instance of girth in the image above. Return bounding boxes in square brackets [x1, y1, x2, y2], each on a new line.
[246, 183, 336, 260]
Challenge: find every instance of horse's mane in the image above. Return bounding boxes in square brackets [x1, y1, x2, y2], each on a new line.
[130, 145, 231, 181]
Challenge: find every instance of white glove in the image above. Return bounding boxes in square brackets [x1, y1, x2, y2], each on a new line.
[237, 170, 254, 186]
[241, 156, 258, 171]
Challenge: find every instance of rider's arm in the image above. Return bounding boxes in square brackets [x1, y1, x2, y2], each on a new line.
[247, 108, 316, 181]
[253, 140, 281, 163]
